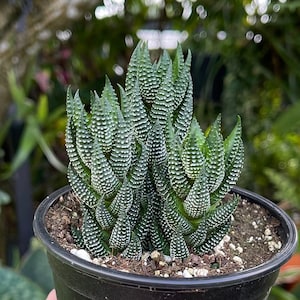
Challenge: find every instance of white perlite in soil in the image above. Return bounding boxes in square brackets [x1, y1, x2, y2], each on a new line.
[45, 193, 283, 278]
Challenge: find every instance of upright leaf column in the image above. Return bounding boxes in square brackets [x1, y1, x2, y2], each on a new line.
[65, 42, 244, 260]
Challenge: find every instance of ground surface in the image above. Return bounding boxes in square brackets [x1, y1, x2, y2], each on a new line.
[45, 191, 282, 278]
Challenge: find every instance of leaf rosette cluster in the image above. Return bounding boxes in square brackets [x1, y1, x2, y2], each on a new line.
[66, 43, 244, 260]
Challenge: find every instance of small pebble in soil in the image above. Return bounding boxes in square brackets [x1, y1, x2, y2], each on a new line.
[183, 269, 193, 278]
[159, 261, 167, 267]
[150, 250, 161, 261]
[194, 268, 209, 277]
[223, 235, 231, 243]
[71, 248, 92, 262]
[142, 252, 150, 260]
[268, 240, 282, 252]
[252, 221, 258, 229]
[214, 249, 225, 257]
[236, 246, 243, 253]
[264, 228, 272, 236]
[229, 243, 236, 251]
[232, 256, 243, 266]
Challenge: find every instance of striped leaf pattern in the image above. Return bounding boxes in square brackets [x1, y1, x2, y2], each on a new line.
[90, 92, 117, 154]
[181, 122, 206, 179]
[65, 118, 90, 183]
[193, 219, 231, 255]
[183, 168, 210, 218]
[205, 195, 239, 230]
[122, 233, 143, 259]
[204, 115, 225, 192]
[131, 81, 151, 142]
[138, 43, 159, 104]
[82, 208, 108, 257]
[76, 108, 93, 168]
[67, 165, 98, 208]
[110, 112, 132, 179]
[170, 232, 189, 259]
[150, 65, 174, 127]
[95, 196, 115, 230]
[109, 211, 131, 250]
[91, 140, 120, 198]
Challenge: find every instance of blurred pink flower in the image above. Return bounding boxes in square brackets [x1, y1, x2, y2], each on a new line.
[35, 70, 51, 92]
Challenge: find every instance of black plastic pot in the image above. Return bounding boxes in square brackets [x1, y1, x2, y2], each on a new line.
[33, 186, 298, 300]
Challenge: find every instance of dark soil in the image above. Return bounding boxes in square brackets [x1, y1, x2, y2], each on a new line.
[45, 191, 283, 278]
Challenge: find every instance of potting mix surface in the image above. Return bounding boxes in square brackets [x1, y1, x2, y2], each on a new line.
[45, 192, 283, 278]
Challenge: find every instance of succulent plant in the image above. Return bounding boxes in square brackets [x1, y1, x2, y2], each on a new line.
[65, 42, 244, 260]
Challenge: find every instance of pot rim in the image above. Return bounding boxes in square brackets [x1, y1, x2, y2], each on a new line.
[33, 185, 298, 290]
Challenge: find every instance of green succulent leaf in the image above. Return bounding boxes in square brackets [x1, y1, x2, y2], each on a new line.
[65, 118, 90, 183]
[224, 116, 242, 165]
[152, 162, 171, 199]
[127, 194, 141, 228]
[205, 194, 239, 231]
[184, 49, 192, 70]
[167, 133, 191, 198]
[149, 219, 169, 251]
[183, 168, 210, 218]
[67, 165, 98, 207]
[109, 210, 131, 250]
[128, 140, 149, 189]
[90, 92, 118, 154]
[204, 114, 225, 193]
[170, 231, 189, 259]
[182, 120, 206, 179]
[125, 42, 141, 98]
[193, 219, 231, 255]
[137, 43, 159, 104]
[148, 122, 167, 165]
[173, 52, 191, 110]
[109, 179, 133, 216]
[66, 86, 74, 119]
[95, 196, 115, 230]
[82, 208, 109, 257]
[76, 107, 93, 168]
[91, 140, 120, 198]
[172, 44, 185, 82]
[102, 76, 119, 111]
[134, 195, 152, 242]
[122, 233, 143, 260]
[186, 219, 207, 248]
[156, 50, 172, 84]
[119, 84, 131, 122]
[153, 163, 192, 235]
[144, 173, 162, 218]
[131, 80, 151, 141]
[150, 64, 174, 127]
[71, 225, 85, 248]
[211, 118, 244, 203]
[110, 111, 132, 179]
[162, 194, 193, 235]
[66, 89, 84, 126]
[173, 75, 193, 141]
